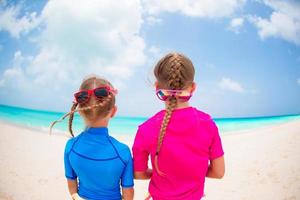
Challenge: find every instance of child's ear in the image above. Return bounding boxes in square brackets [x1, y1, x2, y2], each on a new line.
[110, 105, 117, 118]
[191, 82, 196, 93]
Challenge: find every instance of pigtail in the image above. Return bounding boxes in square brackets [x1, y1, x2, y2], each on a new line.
[68, 102, 78, 137]
[49, 103, 79, 137]
[154, 54, 185, 176]
[49, 112, 73, 136]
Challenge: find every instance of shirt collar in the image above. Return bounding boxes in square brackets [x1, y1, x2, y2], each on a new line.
[85, 127, 109, 136]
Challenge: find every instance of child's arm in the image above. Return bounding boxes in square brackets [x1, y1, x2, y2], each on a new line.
[134, 168, 153, 180]
[67, 179, 85, 200]
[132, 127, 152, 179]
[64, 139, 82, 199]
[207, 120, 225, 179]
[67, 179, 78, 196]
[120, 147, 134, 200]
[122, 187, 134, 200]
[206, 156, 225, 179]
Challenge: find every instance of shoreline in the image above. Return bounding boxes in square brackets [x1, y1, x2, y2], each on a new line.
[0, 119, 299, 199]
[0, 119, 68, 137]
[1, 115, 300, 137]
[221, 118, 300, 136]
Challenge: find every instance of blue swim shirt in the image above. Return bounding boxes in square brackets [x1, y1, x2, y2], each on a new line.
[64, 127, 134, 200]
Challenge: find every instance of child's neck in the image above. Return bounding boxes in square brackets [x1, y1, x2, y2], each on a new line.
[86, 119, 109, 128]
[165, 101, 190, 110]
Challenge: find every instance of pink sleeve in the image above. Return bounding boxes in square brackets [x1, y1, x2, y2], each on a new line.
[132, 127, 149, 172]
[209, 121, 224, 160]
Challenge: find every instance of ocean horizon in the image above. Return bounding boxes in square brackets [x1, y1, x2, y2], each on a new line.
[0, 104, 299, 136]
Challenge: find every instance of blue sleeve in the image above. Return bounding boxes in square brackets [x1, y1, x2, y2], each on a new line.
[121, 148, 134, 188]
[64, 138, 77, 180]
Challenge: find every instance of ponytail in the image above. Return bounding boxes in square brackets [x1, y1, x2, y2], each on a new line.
[68, 102, 78, 137]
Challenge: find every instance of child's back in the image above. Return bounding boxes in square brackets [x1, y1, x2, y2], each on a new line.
[65, 127, 133, 200]
[132, 52, 224, 200]
[133, 107, 223, 199]
[50, 76, 134, 200]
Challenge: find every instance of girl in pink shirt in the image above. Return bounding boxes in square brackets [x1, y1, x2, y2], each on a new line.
[132, 52, 225, 200]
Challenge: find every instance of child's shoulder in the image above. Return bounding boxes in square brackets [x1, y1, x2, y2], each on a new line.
[64, 132, 85, 151]
[109, 136, 132, 162]
[64, 136, 79, 153]
[109, 136, 131, 153]
[193, 108, 218, 127]
[138, 110, 165, 129]
[193, 107, 213, 121]
[193, 108, 219, 134]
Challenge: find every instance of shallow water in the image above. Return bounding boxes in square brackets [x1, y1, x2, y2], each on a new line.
[0, 104, 299, 135]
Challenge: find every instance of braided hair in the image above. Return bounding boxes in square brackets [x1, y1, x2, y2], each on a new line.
[153, 52, 195, 176]
[50, 76, 115, 137]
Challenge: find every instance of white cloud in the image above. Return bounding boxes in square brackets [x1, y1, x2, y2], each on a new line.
[0, 51, 30, 90]
[146, 16, 162, 25]
[248, 0, 300, 45]
[0, 4, 41, 38]
[148, 46, 161, 55]
[297, 78, 300, 85]
[142, 0, 246, 18]
[40, 0, 145, 81]
[228, 17, 244, 33]
[231, 17, 244, 27]
[219, 77, 245, 93]
[0, 0, 146, 110]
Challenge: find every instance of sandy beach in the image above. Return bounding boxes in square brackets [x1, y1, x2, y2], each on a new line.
[0, 120, 299, 200]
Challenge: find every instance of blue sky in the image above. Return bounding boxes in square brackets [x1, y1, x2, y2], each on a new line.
[0, 0, 299, 118]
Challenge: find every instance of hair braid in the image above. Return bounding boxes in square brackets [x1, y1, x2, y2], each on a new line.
[154, 54, 184, 176]
[68, 102, 78, 137]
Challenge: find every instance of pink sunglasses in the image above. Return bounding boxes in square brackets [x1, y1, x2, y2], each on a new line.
[74, 86, 117, 104]
[155, 88, 192, 101]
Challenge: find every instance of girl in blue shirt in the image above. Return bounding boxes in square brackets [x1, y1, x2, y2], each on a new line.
[51, 75, 134, 200]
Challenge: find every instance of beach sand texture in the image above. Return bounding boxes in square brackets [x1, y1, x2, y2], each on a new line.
[0, 120, 299, 200]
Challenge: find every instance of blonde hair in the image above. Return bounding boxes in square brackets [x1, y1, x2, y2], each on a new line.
[153, 52, 195, 175]
[50, 76, 115, 137]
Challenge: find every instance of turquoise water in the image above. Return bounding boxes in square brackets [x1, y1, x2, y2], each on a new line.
[0, 104, 299, 135]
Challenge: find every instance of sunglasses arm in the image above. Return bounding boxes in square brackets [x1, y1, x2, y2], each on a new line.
[112, 89, 118, 95]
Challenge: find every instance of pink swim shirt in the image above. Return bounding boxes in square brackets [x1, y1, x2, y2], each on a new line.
[132, 107, 224, 200]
